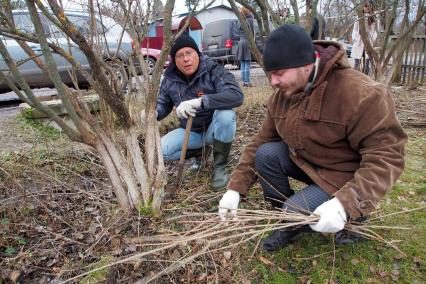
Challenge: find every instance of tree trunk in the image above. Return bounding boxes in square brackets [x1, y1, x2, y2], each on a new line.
[289, 0, 299, 24]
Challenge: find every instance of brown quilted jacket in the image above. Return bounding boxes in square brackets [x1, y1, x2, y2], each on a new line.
[228, 41, 407, 219]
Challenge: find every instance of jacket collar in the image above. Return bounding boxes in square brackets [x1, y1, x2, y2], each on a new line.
[304, 41, 349, 121]
[312, 41, 350, 87]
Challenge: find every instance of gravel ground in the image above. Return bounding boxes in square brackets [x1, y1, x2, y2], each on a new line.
[0, 109, 37, 155]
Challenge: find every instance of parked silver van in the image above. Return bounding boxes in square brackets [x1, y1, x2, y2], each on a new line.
[201, 19, 265, 65]
[0, 10, 133, 92]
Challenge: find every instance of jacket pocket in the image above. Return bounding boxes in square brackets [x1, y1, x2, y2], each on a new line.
[300, 120, 346, 146]
[317, 168, 354, 190]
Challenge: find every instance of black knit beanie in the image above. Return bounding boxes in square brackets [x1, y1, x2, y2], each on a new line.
[170, 34, 200, 62]
[263, 24, 315, 72]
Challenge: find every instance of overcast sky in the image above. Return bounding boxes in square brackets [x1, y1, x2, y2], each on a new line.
[163, 0, 231, 15]
[60, 0, 230, 15]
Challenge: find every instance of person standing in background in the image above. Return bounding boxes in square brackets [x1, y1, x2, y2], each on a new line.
[352, 1, 377, 75]
[235, 6, 255, 87]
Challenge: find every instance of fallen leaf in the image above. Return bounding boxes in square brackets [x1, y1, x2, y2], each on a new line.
[197, 272, 207, 281]
[47, 258, 57, 267]
[391, 270, 400, 276]
[411, 264, 419, 271]
[9, 271, 21, 283]
[379, 271, 388, 278]
[351, 258, 360, 265]
[170, 249, 181, 260]
[259, 256, 274, 266]
[298, 276, 311, 284]
[397, 195, 406, 201]
[393, 263, 402, 273]
[413, 256, 421, 264]
[125, 244, 137, 253]
[369, 265, 376, 274]
[223, 251, 232, 260]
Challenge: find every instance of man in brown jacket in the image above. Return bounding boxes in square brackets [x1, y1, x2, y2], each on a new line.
[218, 24, 407, 252]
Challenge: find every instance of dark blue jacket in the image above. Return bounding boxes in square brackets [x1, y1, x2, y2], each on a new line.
[157, 55, 244, 132]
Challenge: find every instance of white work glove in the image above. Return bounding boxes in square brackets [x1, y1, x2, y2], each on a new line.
[176, 98, 202, 119]
[310, 197, 347, 233]
[218, 189, 240, 221]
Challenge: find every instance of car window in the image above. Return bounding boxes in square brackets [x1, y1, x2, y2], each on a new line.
[69, 15, 91, 35]
[13, 13, 49, 34]
[47, 15, 106, 39]
[95, 19, 110, 36]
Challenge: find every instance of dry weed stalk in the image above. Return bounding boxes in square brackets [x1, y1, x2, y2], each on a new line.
[65, 206, 425, 283]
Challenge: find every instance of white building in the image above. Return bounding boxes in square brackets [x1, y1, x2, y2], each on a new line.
[196, 5, 237, 28]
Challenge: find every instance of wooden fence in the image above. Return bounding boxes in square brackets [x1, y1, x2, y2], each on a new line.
[391, 35, 426, 84]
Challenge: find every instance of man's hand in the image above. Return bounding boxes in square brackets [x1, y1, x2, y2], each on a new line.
[309, 198, 347, 233]
[176, 98, 202, 119]
[218, 189, 240, 221]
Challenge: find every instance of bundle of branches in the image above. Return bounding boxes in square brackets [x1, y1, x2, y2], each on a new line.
[66, 206, 424, 283]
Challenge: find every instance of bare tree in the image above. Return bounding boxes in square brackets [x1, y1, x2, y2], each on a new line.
[0, 0, 184, 215]
[322, 0, 354, 40]
[352, 0, 426, 83]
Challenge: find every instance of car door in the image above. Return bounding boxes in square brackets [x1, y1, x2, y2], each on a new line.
[7, 12, 52, 87]
[47, 14, 91, 85]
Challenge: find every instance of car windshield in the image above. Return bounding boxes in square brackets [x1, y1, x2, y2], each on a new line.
[13, 13, 48, 34]
[48, 15, 106, 39]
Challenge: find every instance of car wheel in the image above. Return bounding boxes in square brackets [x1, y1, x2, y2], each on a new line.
[105, 59, 128, 92]
[145, 57, 156, 75]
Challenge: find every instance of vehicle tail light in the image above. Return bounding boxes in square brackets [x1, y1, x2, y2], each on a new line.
[225, 39, 232, 48]
[131, 40, 135, 50]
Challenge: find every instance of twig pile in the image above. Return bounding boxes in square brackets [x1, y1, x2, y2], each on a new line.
[66, 206, 424, 283]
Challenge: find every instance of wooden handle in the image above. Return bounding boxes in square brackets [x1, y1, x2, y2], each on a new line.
[179, 116, 193, 162]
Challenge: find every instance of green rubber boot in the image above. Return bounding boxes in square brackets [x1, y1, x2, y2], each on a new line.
[212, 139, 232, 189]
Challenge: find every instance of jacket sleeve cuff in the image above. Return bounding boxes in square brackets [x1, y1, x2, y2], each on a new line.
[201, 96, 210, 110]
[334, 186, 377, 221]
[227, 181, 248, 197]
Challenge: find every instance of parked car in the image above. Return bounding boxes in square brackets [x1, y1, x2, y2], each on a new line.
[344, 42, 353, 58]
[0, 10, 133, 92]
[130, 45, 170, 75]
[201, 19, 265, 65]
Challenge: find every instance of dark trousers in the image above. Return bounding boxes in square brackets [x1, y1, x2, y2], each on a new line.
[254, 142, 331, 215]
[354, 58, 370, 75]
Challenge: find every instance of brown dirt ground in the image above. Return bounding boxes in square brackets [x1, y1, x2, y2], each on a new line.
[0, 84, 424, 282]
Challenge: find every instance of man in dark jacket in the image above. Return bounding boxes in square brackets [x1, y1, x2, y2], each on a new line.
[157, 34, 244, 189]
[218, 25, 407, 251]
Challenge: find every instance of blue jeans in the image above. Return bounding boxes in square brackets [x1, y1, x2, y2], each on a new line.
[161, 110, 236, 161]
[254, 142, 331, 214]
[240, 60, 251, 84]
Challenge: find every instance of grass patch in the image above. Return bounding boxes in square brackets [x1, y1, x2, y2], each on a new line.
[80, 255, 114, 284]
[240, 128, 426, 283]
[16, 114, 62, 141]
